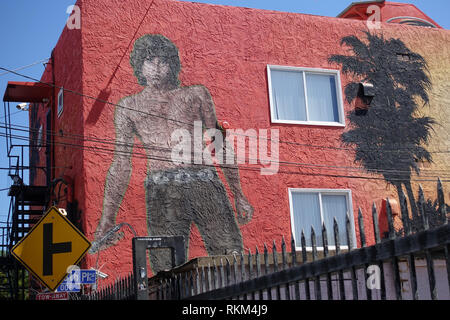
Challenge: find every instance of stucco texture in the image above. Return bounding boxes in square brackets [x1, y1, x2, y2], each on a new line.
[31, 0, 450, 283]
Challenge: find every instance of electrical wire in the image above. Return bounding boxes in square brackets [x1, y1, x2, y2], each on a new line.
[5, 119, 450, 171]
[0, 67, 195, 128]
[3, 123, 450, 180]
[2, 122, 450, 178]
[0, 110, 25, 119]
[1, 129, 449, 182]
[2, 67, 450, 154]
[3, 118, 450, 158]
[1, 70, 449, 181]
[0, 59, 49, 77]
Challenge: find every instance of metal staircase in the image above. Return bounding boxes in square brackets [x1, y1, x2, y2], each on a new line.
[1, 100, 49, 300]
[9, 185, 48, 244]
[5, 184, 48, 300]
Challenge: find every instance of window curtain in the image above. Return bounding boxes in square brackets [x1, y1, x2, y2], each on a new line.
[291, 192, 322, 247]
[271, 69, 306, 121]
[321, 194, 349, 247]
[306, 73, 339, 122]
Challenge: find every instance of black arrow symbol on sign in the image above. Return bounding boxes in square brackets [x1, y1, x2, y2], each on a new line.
[43, 223, 72, 276]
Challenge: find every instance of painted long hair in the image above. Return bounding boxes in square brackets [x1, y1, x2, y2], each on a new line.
[130, 34, 181, 89]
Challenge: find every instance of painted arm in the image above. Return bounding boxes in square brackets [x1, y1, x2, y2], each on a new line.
[93, 101, 135, 245]
[197, 86, 254, 225]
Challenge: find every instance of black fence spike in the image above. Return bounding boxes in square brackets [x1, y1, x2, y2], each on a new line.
[255, 246, 261, 278]
[322, 221, 332, 300]
[301, 229, 308, 263]
[386, 198, 395, 239]
[358, 208, 366, 247]
[322, 221, 329, 258]
[281, 237, 288, 270]
[263, 243, 270, 276]
[290, 233, 297, 267]
[418, 185, 429, 230]
[273, 240, 279, 273]
[248, 248, 253, 280]
[437, 178, 448, 224]
[333, 217, 346, 300]
[272, 240, 281, 300]
[263, 243, 271, 300]
[310, 226, 321, 300]
[345, 211, 354, 250]
[311, 226, 317, 261]
[372, 202, 381, 244]
[400, 189, 411, 235]
[333, 217, 340, 254]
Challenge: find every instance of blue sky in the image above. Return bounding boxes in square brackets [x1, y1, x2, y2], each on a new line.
[0, 0, 448, 223]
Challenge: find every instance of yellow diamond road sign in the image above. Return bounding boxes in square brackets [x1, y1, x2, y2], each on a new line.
[11, 207, 91, 292]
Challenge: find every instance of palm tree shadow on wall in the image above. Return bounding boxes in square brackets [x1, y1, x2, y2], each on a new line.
[329, 31, 438, 226]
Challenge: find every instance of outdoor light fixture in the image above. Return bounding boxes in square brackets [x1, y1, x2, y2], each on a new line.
[16, 103, 29, 111]
[360, 81, 375, 102]
[355, 81, 375, 115]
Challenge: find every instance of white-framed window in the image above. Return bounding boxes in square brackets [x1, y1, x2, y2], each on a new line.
[267, 65, 345, 126]
[288, 188, 356, 250]
[57, 87, 64, 117]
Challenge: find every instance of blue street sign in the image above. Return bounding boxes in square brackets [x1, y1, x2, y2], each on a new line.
[56, 282, 80, 292]
[55, 269, 97, 292]
[60, 269, 97, 284]
[79, 270, 97, 284]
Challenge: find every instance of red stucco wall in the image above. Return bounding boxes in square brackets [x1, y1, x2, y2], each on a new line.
[31, 22, 85, 227]
[32, 0, 450, 285]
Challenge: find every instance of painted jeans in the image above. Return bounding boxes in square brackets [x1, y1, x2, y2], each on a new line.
[145, 166, 243, 273]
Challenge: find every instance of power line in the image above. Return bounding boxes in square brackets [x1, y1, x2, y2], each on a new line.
[3, 121, 450, 178]
[3, 122, 450, 179]
[0, 59, 49, 77]
[9, 115, 447, 158]
[0, 67, 195, 128]
[1, 130, 449, 182]
[0, 110, 25, 119]
[2, 67, 450, 154]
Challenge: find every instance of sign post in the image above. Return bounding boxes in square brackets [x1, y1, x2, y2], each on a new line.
[10, 207, 91, 292]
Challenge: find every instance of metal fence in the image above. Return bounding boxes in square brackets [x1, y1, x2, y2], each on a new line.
[78, 273, 136, 300]
[79, 180, 449, 300]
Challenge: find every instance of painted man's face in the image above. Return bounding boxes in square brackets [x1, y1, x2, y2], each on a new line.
[142, 57, 171, 89]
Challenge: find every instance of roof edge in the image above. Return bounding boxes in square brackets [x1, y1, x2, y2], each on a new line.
[337, 0, 386, 18]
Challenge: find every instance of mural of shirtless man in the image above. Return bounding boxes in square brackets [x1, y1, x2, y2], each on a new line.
[90, 34, 253, 273]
